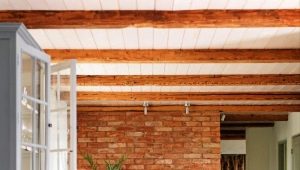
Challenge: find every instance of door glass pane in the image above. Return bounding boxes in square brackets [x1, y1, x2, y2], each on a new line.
[36, 59, 46, 101]
[21, 50, 49, 170]
[35, 104, 46, 145]
[50, 65, 74, 170]
[22, 99, 33, 143]
[34, 148, 46, 170]
[22, 53, 33, 97]
[21, 145, 33, 170]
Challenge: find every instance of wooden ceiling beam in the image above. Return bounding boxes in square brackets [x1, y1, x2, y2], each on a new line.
[77, 105, 300, 113]
[221, 122, 274, 127]
[224, 114, 288, 121]
[1, 10, 299, 28]
[73, 74, 300, 86]
[46, 49, 300, 63]
[76, 92, 300, 101]
[221, 130, 245, 140]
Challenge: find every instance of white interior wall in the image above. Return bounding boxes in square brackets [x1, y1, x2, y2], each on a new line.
[274, 112, 300, 170]
[246, 127, 276, 170]
[221, 140, 246, 154]
[246, 112, 300, 170]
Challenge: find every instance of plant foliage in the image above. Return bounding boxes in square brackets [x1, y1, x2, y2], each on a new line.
[83, 153, 98, 170]
[104, 155, 127, 170]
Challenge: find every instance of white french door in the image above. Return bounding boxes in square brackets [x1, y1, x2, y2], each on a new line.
[20, 44, 50, 170]
[49, 60, 77, 170]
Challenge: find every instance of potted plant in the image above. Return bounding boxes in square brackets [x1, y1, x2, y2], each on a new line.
[83, 154, 127, 170]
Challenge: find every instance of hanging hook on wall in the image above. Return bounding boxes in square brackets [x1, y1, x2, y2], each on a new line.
[221, 112, 226, 122]
[143, 101, 149, 115]
[184, 101, 190, 115]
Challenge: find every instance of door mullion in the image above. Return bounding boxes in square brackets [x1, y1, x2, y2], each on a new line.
[32, 58, 37, 170]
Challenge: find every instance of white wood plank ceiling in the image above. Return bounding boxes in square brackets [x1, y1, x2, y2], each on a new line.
[1, 0, 299, 10]
[3, 0, 300, 105]
[29, 28, 300, 49]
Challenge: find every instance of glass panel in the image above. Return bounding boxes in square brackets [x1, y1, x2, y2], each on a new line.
[22, 99, 33, 143]
[50, 66, 73, 170]
[35, 104, 46, 145]
[21, 145, 33, 170]
[36, 59, 46, 101]
[34, 148, 46, 170]
[22, 53, 34, 97]
[49, 151, 70, 170]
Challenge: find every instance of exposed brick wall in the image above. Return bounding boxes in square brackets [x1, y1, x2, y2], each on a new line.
[77, 111, 220, 170]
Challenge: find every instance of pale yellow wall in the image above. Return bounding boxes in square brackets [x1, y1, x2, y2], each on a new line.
[274, 112, 300, 170]
[246, 127, 275, 170]
[246, 112, 300, 170]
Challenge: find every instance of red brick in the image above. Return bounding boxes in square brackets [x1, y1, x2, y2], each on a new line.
[145, 121, 162, 126]
[154, 127, 172, 131]
[77, 111, 220, 170]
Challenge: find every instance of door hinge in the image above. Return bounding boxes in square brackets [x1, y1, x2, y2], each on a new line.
[291, 148, 293, 154]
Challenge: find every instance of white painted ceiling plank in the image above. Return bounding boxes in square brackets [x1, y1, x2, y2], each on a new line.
[243, 0, 264, 9]
[63, 0, 83, 10]
[26, 0, 48, 9]
[82, 0, 102, 10]
[226, 0, 247, 9]
[261, 0, 283, 9]
[173, 0, 192, 10]
[107, 29, 125, 49]
[252, 28, 278, 49]
[152, 64, 165, 75]
[153, 29, 169, 49]
[140, 64, 153, 75]
[195, 28, 216, 49]
[208, 0, 228, 9]
[168, 29, 185, 49]
[181, 28, 200, 49]
[100, 0, 119, 10]
[280, 0, 300, 8]
[76, 29, 97, 49]
[265, 28, 295, 49]
[176, 64, 190, 75]
[281, 28, 300, 49]
[60, 29, 82, 49]
[128, 64, 141, 75]
[209, 28, 231, 49]
[238, 28, 262, 49]
[223, 28, 245, 49]
[190, 0, 210, 9]
[123, 28, 139, 49]
[10, 0, 31, 9]
[165, 64, 178, 75]
[138, 28, 154, 49]
[155, 0, 173, 10]
[45, 0, 67, 10]
[0, 0, 13, 9]
[119, 0, 137, 10]
[28, 29, 53, 49]
[45, 29, 68, 49]
[137, 0, 155, 10]
[91, 29, 111, 49]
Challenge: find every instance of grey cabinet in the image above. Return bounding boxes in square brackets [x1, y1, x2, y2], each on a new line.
[0, 23, 76, 170]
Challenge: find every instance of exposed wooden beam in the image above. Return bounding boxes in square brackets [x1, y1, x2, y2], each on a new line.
[46, 49, 300, 63]
[1, 10, 299, 28]
[221, 122, 274, 127]
[77, 105, 300, 113]
[224, 114, 288, 121]
[76, 92, 300, 101]
[74, 74, 300, 86]
[221, 130, 245, 140]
